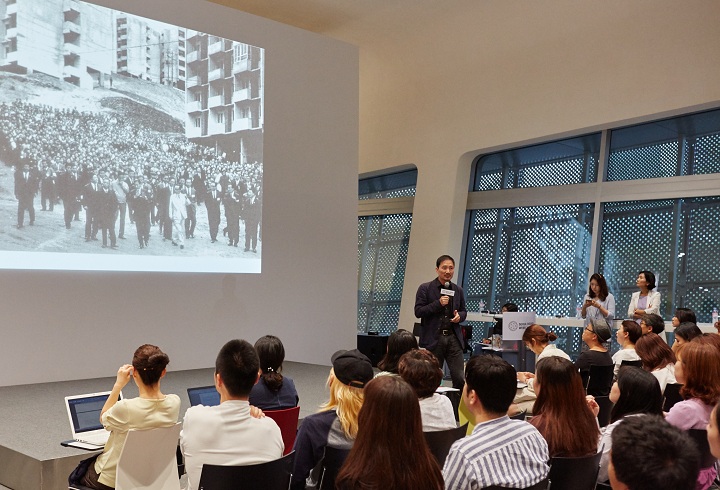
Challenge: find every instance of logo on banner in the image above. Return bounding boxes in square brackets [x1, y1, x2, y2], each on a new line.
[508, 321, 519, 332]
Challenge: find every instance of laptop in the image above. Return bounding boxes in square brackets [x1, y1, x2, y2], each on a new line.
[187, 385, 220, 407]
[64, 391, 122, 449]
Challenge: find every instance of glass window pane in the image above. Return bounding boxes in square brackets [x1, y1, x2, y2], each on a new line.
[359, 169, 417, 199]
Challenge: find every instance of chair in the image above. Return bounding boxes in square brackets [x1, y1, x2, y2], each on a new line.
[117, 423, 182, 490]
[585, 364, 614, 397]
[662, 383, 683, 412]
[197, 451, 295, 490]
[620, 359, 643, 368]
[423, 423, 469, 467]
[510, 409, 528, 421]
[547, 449, 603, 490]
[265, 406, 300, 455]
[594, 396, 614, 428]
[687, 429, 717, 469]
[595, 483, 612, 490]
[482, 478, 548, 490]
[318, 446, 351, 490]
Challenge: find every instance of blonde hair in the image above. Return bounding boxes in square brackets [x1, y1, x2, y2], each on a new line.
[319, 369, 364, 438]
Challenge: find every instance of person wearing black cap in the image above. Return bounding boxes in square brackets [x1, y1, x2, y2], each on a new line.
[290, 349, 373, 490]
[414, 255, 467, 390]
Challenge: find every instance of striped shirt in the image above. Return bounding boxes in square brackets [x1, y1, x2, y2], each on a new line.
[443, 416, 549, 490]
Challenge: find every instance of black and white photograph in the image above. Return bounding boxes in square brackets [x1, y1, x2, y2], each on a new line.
[0, 0, 264, 273]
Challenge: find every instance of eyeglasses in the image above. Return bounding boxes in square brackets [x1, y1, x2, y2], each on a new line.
[584, 327, 594, 333]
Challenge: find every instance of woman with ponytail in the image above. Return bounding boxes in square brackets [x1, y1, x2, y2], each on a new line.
[249, 335, 299, 410]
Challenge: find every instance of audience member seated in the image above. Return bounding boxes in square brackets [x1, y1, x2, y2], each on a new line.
[672, 322, 703, 353]
[376, 328, 418, 376]
[708, 401, 720, 460]
[443, 356, 549, 490]
[398, 349, 456, 431]
[635, 332, 676, 393]
[640, 313, 665, 336]
[672, 307, 697, 329]
[574, 320, 613, 374]
[514, 324, 570, 413]
[529, 357, 600, 458]
[627, 270, 661, 320]
[249, 335, 299, 410]
[335, 376, 444, 490]
[181, 339, 284, 490]
[78, 344, 180, 490]
[291, 349, 373, 490]
[608, 415, 700, 490]
[611, 321, 642, 378]
[666, 341, 720, 489]
[696, 333, 720, 353]
[597, 367, 663, 483]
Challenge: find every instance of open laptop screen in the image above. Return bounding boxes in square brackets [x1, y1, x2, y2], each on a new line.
[187, 386, 220, 407]
[67, 392, 121, 434]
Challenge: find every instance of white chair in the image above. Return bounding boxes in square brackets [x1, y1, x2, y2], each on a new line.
[115, 422, 182, 490]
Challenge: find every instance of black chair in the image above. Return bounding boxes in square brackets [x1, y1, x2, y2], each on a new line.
[687, 429, 717, 469]
[594, 396, 614, 428]
[423, 423, 469, 467]
[595, 483, 612, 490]
[585, 364, 614, 397]
[318, 446, 351, 490]
[620, 359, 643, 368]
[547, 449, 603, 490]
[483, 478, 548, 490]
[197, 451, 295, 490]
[510, 409, 528, 421]
[662, 383, 683, 412]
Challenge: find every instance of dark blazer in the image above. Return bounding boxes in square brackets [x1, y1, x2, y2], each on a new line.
[414, 278, 467, 350]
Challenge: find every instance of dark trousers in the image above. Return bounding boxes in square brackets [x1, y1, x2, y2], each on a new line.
[431, 333, 465, 390]
[136, 215, 150, 246]
[101, 224, 116, 247]
[208, 215, 220, 241]
[185, 206, 196, 237]
[85, 208, 97, 239]
[63, 200, 78, 227]
[244, 219, 258, 251]
[41, 189, 54, 210]
[17, 197, 34, 227]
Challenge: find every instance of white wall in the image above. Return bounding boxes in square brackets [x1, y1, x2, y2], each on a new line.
[345, 0, 720, 330]
[0, 0, 359, 386]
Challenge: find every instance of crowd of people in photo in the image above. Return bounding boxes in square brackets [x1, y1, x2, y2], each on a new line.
[0, 100, 263, 251]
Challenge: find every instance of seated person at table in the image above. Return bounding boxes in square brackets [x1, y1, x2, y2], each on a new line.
[672, 322, 702, 353]
[611, 321, 642, 378]
[376, 328, 418, 376]
[608, 415, 699, 490]
[634, 333, 676, 393]
[249, 335, 299, 410]
[574, 320, 613, 376]
[443, 356, 549, 490]
[640, 313, 665, 335]
[398, 349, 456, 431]
[181, 339, 284, 490]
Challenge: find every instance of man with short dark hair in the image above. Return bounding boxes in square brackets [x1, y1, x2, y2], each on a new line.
[414, 254, 467, 389]
[180, 339, 284, 490]
[608, 415, 699, 490]
[443, 356, 549, 490]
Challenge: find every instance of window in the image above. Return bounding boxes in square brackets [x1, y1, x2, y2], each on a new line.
[193, 117, 201, 128]
[215, 112, 224, 124]
[358, 169, 417, 334]
[233, 43, 249, 63]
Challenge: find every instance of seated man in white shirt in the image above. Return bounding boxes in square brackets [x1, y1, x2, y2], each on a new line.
[180, 339, 284, 490]
[442, 356, 549, 490]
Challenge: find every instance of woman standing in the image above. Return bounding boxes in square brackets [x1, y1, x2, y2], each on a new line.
[80, 344, 180, 489]
[581, 273, 615, 327]
[628, 271, 661, 320]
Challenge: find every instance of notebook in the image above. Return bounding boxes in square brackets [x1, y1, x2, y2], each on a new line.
[64, 391, 122, 449]
[187, 385, 220, 407]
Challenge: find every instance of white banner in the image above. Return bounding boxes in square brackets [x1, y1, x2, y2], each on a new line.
[501, 311, 537, 341]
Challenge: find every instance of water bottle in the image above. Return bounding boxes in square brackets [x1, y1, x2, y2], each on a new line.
[713, 307, 718, 325]
[576, 304, 582, 319]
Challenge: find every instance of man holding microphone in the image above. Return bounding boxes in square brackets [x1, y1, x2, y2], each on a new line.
[415, 255, 467, 389]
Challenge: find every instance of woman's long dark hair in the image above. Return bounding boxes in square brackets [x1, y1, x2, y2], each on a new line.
[530, 357, 599, 458]
[254, 335, 285, 391]
[335, 376, 443, 490]
[377, 329, 418, 374]
[610, 366, 663, 423]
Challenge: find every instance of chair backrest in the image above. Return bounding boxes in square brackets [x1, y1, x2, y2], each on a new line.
[662, 383, 684, 412]
[547, 449, 603, 490]
[198, 451, 295, 490]
[594, 396, 614, 428]
[687, 429, 717, 468]
[423, 423, 469, 467]
[482, 478, 548, 490]
[585, 364, 614, 397]
[265, 406, 300, 456]
[318, 446, 351, 490]
[620, 359, 643, 368]
[115, 422, 182, 490]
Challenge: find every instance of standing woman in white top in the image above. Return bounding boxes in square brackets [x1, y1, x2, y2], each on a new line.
[581, 273, 615, 328]
[628, 270, 661, 320]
